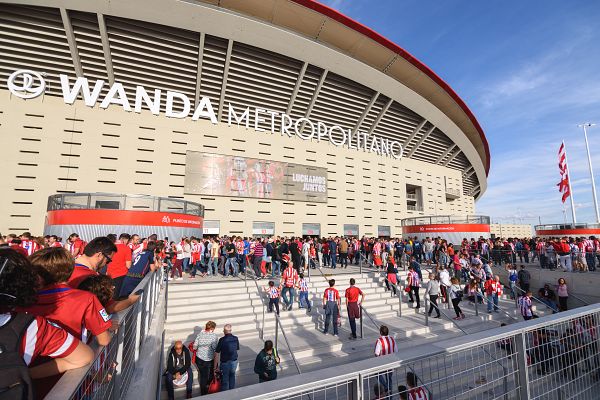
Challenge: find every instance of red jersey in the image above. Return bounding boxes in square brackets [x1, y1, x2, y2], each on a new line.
[18, 283, 111, 343]
[0, 313, 79, 366]
[323, 287, 340, 302]
[345, 286, 363, 303]
[50, 242, 63, 248]
[21, 240, 41, 256]
[68, 239, 86, 257]
[107, 242, 132, 279]
[68, 263, 98, 288]
[282, 267, 298, 287]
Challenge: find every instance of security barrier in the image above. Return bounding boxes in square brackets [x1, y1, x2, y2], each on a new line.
[45, 267, 165, 400]
[208, 303, 600, 400]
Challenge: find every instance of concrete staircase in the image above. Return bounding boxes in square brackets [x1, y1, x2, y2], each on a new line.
[162, 269, 551, 399]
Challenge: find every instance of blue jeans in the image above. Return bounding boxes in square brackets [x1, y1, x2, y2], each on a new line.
[225, 257, 239, 276]
[299, 291, 311, 309]
[487, 294, 498, 312]
[182, 257, 190, 273]
[281, 287, 295, 308]
[377, 371, 393, 394]
[209, 257, 218, 275]
[272, 260, 281, 277]
[220, 360, 238, 391]
[165, 368, 192, 400]
[330, 253, 337, 269]
[324, 301, 339, 334]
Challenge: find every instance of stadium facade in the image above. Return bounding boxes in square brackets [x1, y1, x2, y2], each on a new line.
[0, 0, 490, 238]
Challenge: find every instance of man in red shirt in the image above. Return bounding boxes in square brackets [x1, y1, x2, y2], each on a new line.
[107, 233, 132, 298]
[345, 278, 365, 340]
[21, 247, 113, 346]
[280, 260, 299, 311]
[68, 237, 139, 314]
[322, 279, 341, 336]
[0, 247, 93, 399]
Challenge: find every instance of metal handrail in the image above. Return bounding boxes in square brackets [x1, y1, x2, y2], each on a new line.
[245, 268, 267, 340]
[359, 253, 408, 317]
[565, 291, 590, 306]
[359, 304, 381, 332]
[476, 291, 520, 322]
[274, 313, 302, 374]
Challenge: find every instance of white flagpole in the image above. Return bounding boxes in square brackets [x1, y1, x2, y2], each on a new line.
[562, 141, 577, 224]
[579, 123, 599, 223]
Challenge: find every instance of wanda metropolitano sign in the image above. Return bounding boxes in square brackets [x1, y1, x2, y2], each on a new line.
[7, 69, 404, 160]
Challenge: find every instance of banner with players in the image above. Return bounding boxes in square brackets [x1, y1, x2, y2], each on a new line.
[184, 151, 328, 202]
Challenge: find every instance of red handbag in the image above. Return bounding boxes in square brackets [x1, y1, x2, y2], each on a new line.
[208, 372, 221, 394]
[404, 286, 411, 293]
[188, 342, 196, 364]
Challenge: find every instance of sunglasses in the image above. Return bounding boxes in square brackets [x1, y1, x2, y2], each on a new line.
[102, 253, 113, 264]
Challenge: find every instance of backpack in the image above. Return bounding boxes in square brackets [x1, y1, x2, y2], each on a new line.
[0, 313, 36, 400]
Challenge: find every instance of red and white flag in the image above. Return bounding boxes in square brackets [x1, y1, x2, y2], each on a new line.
[557, 142, 571, 203]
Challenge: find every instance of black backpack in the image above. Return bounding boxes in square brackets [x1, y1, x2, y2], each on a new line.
[0, 313, 36, 400]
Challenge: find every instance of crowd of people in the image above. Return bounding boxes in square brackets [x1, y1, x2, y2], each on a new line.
[1, 230, 595, 399]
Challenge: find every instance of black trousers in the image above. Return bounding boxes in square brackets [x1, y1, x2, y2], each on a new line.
[452, 298, 462, 317]
[408, 286, 420, 308]
[195, 358, 213, 396]
[339, 252, 348, 267]
[428, 294, 440, 317]
[269, 297, 280, 315]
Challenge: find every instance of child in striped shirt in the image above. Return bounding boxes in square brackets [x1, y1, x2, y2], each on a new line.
[297, 273, 312, 313]
[264, 280, 280, 316]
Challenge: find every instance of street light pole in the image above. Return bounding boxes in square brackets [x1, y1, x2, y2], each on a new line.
[579, 123, 600, 223]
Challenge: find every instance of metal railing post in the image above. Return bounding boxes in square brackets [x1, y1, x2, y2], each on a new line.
[134, 293, 144, 362]
[359, 255, 362, 275]
[514, 332, 531, 399]
[397, 284, 402, 318]
[360, 306, 364, 339]
[112, 319, 126, 400]
[424, 295, 429, 326]
[275, 313, 279, 349]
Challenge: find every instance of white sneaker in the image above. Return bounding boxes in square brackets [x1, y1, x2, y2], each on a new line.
[168, 277, 173, 281]
[176, 277, 183, 281]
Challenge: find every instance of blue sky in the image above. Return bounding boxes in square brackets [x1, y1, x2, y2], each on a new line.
[322, 0, 600, 225]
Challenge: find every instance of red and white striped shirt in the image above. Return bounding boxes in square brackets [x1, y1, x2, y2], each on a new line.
[0, 314, 79, 366]
[20, 240, 41, 256]
[129, 243, 144, 259]
[267, 287, 280, 299]
[323, 287, 340, 302]
[282, 267, 298, 288]
[299, 278, 309, 292]
[408, 387, 430, 400]
[374, 335, 398, 356]
[409, 270, 420, 287]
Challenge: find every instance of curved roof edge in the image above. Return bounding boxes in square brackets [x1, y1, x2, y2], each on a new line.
[292, 0, 490, 176]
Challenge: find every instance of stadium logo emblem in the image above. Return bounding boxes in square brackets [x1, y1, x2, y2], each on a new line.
[7, 69, 46, 99]
[162, 215, 171, 224]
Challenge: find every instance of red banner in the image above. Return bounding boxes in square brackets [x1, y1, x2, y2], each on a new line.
[403, 224, 490, 234]
[47, 210, 203, 228]
[535, 229, 600, 236]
